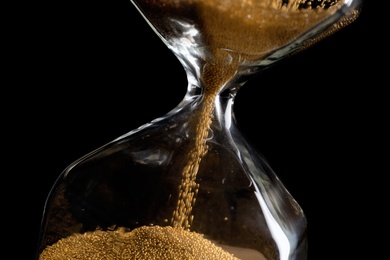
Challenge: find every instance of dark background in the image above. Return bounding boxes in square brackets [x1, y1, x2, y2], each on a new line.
[10, 0, 383, 259]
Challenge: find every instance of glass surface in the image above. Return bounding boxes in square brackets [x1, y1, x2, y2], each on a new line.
[37, 0, 362, 259]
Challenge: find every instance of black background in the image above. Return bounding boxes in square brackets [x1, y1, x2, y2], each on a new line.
[8, 0, 383, 259]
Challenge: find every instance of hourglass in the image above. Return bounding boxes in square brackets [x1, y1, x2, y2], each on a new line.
[37, 0, 361, 259]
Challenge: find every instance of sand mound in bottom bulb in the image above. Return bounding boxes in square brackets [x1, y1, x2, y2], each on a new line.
[39, 225, 240, 259]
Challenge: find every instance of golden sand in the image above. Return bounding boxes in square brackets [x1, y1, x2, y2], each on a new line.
[39, 226, 240, 259]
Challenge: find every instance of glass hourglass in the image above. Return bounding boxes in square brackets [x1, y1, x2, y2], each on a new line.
[37, 0, 362, 259]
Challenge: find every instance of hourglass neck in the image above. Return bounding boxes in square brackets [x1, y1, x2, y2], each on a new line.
[183, 48, 260, 102]
[177, 54, 256, 138]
